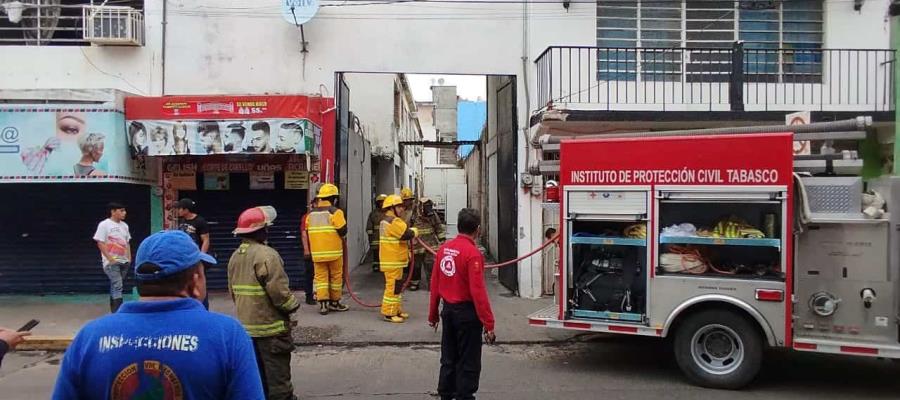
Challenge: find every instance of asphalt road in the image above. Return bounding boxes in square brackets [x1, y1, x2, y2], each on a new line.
[4, 334, 900, 399]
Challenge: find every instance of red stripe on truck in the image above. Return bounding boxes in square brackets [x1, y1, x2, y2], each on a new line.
[840, 346, 878, 355]
[563, 321, 592, 330]
[608, 326, 639, 334]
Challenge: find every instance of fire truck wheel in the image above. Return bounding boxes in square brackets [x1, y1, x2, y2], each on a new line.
[673, 309, 763, 390]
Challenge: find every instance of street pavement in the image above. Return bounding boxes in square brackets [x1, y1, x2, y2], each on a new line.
[4, 336, 900, 399]
[0, 265, 572, 345]
[3, 265, 899, 398]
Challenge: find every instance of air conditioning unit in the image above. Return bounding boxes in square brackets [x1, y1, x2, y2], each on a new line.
[82, 5, 144, 46]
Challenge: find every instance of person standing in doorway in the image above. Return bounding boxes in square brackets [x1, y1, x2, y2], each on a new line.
[428, 209, 495, 400]
[411, 197, 445, 291]
[379, 194, 418, 323]
[306, 183, 350, 315]
[93, 202, 132, 313]
[366, 194, 387, 272]
[228, 206, 301, 400]
[52, 230, 264, 400]
[175, 198, 214, 309]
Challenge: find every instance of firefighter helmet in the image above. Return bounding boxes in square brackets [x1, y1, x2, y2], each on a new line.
[400, 187, 414, 200]
[418, 197, 432, 205]
[317, 183, 340, 199]
[376, 194, 388, 202]
[382, 194, 404, 210]
[233, 206, 277, 235]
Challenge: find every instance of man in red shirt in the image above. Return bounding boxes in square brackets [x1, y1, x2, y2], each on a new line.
[428, 209, 495, 400]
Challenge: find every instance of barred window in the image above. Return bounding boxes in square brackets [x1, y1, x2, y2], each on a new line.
[597, 0, 824, 82]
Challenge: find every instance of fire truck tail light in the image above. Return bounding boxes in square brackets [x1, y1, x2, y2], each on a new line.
[755, 289, 784, 302]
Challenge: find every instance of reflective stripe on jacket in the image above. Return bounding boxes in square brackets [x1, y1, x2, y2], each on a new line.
[306, 200, 347, 262]
[227, 240, 300, 337]
[379, 212, 415, 270]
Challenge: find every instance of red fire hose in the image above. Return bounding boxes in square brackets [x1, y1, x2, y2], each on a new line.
[413, 233, 561, 269]
[342, 240, 416, 308]
[341, 233, 561, 308]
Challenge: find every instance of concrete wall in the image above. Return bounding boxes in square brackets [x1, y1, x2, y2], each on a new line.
[1, 0, 888, 298]
[417, 102, 439, 166]
[345, 125, 373, 269]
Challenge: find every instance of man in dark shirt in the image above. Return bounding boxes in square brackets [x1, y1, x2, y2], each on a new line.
[428, 208, 496, 400]
[175, 198, 214, 309]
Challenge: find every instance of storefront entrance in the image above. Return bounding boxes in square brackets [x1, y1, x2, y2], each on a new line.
[177, 171, 310, 291]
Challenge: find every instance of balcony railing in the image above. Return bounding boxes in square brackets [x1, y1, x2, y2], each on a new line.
[535, 44, 896, 113]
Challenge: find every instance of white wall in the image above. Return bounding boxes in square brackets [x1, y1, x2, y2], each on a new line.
[0, 0, 887, 298]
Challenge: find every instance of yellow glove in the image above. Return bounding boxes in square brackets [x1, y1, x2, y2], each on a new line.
[411, 227, 419, 237]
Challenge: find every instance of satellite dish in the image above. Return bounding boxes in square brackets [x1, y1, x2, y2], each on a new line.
[282, 0, 320, 25]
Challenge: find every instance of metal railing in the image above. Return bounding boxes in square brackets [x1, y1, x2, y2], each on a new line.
[82, 5, 143, 46]
[535, 44, 896, 113]
[0, 3, 143, 46]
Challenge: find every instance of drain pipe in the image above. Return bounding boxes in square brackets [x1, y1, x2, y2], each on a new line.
[543, 117, 872, 144]
[160, 0, 167, 95]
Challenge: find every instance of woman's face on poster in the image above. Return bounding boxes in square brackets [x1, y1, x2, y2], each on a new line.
[56, 112, 86, 141]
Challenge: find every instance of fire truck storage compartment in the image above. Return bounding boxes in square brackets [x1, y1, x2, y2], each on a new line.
[567, 189, 649, 322]
[656, 191, 785, 281]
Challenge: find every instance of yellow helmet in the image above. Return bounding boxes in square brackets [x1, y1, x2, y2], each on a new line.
[376, 194, 388, 202]
[400, 187, 414, 200]
[317, 183, 339, 198]
[382, 194, 404, 210]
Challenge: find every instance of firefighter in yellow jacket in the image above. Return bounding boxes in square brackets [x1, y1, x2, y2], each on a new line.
[306, 183, 350, 315]
[379, 194, 418, 323]
[228, 206, 300, 400]
[410, 197, 445, 291]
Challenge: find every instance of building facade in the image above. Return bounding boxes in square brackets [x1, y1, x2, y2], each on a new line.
[0, 0, 894, 298]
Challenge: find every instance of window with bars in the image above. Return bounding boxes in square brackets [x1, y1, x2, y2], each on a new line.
[0, 0, 143, 46]
[596, 0, 824, 82]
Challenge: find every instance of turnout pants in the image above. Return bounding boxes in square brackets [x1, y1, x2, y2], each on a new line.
[381, 268, 404, 317]
[253, 333, 295, 400]
[313, 257, 343, 301]
[411, 252, 435, 289]
[438, 302, 483, 400]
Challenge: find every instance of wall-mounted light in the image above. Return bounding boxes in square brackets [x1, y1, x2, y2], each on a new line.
[854, 0, 865, 11]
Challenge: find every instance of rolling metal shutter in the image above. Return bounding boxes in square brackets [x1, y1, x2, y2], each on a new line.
[179, 172, 309, 291]
[0, 183, 151, 294]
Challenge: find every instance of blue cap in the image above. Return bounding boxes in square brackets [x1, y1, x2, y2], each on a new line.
[134, 230, 217, 281]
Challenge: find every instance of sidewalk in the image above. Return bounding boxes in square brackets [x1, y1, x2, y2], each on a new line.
[0, 264, 575, 348]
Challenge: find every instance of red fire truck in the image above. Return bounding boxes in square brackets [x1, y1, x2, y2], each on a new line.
[529, 122, 899, 389]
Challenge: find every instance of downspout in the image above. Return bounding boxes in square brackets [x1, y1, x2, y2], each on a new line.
[519, 0, 537, 298]
[161, 0, 167, 95]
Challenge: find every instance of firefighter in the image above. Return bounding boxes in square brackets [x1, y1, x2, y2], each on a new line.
[400, 187, 416, 223]
[306, 183, 350, 315]
[227, 206, 300, 400]
[366, 194, 387, 272]
[379, 194, 418, 323]
[410, 197, 445, 291]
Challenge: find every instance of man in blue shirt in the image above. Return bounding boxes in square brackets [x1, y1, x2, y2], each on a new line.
[52, 230, 265, 400]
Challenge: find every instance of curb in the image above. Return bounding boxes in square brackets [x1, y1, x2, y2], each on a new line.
[18, 336, 73, 351]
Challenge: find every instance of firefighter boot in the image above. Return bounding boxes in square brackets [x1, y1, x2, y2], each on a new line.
[318, 301, 329, 315]
[383, 315, 405, 323]
[328, 300, 350, 312]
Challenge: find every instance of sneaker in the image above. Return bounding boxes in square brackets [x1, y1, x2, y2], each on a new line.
[328, 301, 349, 312]
[318, 301, 329, 315]
[383, 315, 405, 323]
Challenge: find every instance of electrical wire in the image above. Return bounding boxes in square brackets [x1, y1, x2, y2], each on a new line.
[78, 47, 148, 95]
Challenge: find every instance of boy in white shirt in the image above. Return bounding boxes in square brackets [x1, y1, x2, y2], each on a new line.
[93, 202, 132, 313]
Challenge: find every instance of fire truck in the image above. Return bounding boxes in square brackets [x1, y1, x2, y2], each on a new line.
[528, 117, 900, 389]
